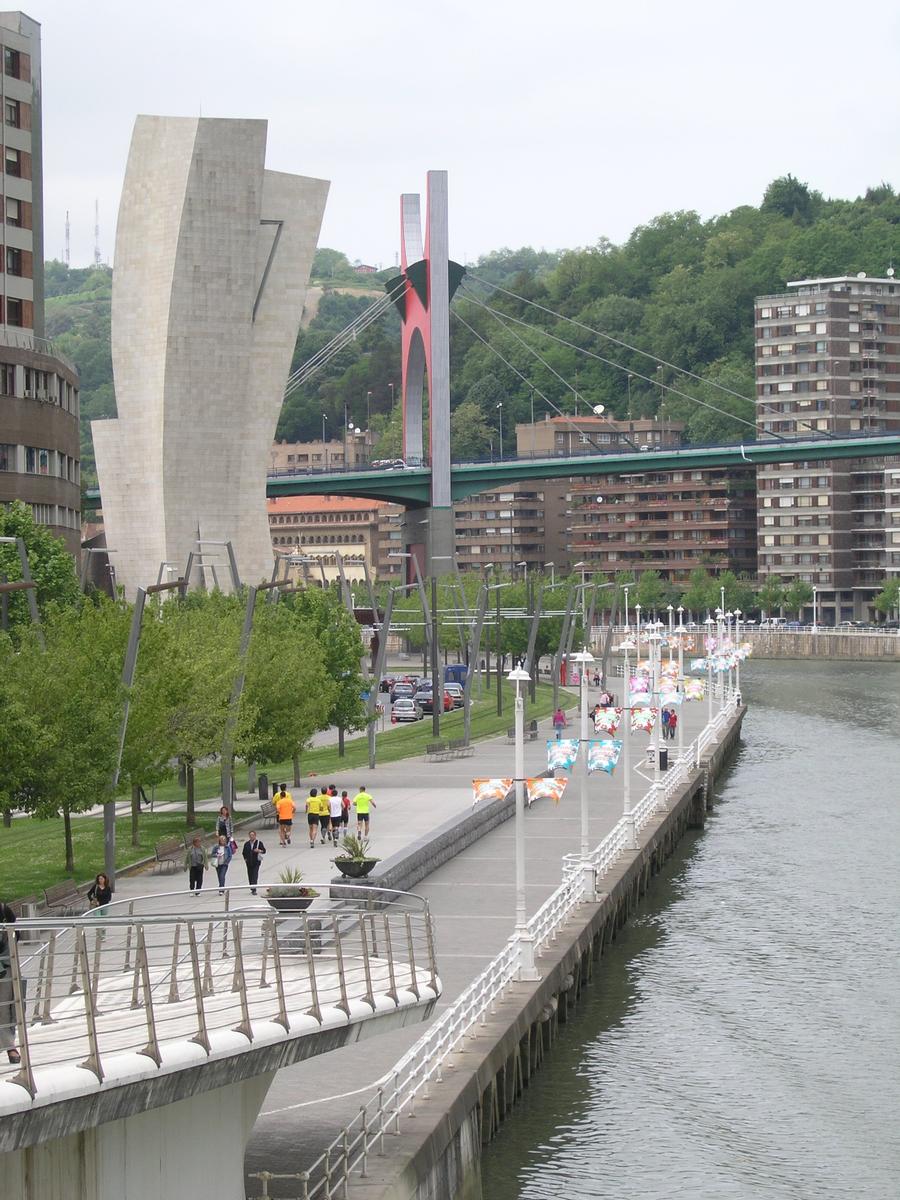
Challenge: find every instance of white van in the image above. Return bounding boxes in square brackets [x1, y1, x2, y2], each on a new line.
[759, 617, 787, 628]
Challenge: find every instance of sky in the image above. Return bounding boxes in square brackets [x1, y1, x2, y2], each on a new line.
[34, 0, 900, 269]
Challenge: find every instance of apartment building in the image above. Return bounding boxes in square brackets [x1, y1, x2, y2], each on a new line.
[755, 275, 900, 621]
[0, 11, 80, 555]
[267, 493, 403, 584]
[453, 484, 567, 573]
[270, 430, 373, 473]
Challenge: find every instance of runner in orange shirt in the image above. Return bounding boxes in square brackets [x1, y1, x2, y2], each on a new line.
[274, 784, 295, 846]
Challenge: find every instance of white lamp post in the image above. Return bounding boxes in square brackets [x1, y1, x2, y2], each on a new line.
[623, 585, 630, 633]
[676, 611, 686, 759]
[812, 586, 818, 634]
[647, 625, 663, 790]
[517, 561, 528, 585]
[508, 664, 539, 980]
[734, 608, 742, 698]
[634, 603, 642, 660]
[704, 615, 716, 725]
[666, 603, 674, 663]
[618, 637, 637, 848]
[496, 402, 504, 460]
[572, 647, 597, 899]
[543, 561, 555, 587]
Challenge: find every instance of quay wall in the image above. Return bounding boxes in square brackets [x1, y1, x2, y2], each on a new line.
[741, 630, 898, 660]
[360, 708, 745, 1200]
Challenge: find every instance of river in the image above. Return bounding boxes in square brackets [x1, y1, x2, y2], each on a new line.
[480, 658, 900, 1200]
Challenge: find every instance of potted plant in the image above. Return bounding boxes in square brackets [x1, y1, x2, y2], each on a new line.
[333, 834, 381, 879]
[265, 867, 319, 912]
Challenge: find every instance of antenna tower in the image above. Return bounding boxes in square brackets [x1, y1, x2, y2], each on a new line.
[94, 199, 101, 266]
[64, 210, 70, 266]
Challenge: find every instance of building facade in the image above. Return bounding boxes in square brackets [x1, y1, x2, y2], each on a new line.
[268, 494, 403, 584]
[755, 275, 900, 621]
[0, 11, 80, 555]
[270, 432, 372, 473]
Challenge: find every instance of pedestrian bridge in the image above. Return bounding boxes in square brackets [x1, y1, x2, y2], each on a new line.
[0, 887, 440, 1200]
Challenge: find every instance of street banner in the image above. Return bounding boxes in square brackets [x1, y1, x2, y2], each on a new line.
[593, 706, 622, 734]
[547, 739, 579, 771]
[472, 778, 513, 805]
[630, 706, 657, 734]
[683, 678, 706, 701]
[690, 657, 707, 672]
[526, 777, 568, 805]
[630, 674, 650, 694]
[660, 689, 683, 706]
[630, 691, 652, 706]
[588, 739, 622, 774]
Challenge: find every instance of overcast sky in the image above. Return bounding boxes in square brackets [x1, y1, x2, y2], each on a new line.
[36, 0, 899, 269]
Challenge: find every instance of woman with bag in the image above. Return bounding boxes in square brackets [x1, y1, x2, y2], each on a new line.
[210, 835, 233, 895]
[217, 805, 234, 843]
[87, 873, 112, 914]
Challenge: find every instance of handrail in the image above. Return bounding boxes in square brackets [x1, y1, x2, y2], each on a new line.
[253, 702, 741, 1199]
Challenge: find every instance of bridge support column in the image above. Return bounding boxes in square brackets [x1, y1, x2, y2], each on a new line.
[0, 1071, 275, 1200]
[402, 506, 455, 577]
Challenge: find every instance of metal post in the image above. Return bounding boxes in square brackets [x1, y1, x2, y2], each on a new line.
[368, 589, 395, 769]
[510, 668, 538, 979]
[221, 585, 258, 808]
[462, 585, 489, 747]
[430, 575, 440, 736]
[650, 631, 661, 791]
[524, 581, 544, 705]
[495, 587, 502, 717]
[621, 640, 636, 847]
[573, 648, 596, 899]
[677, 623, 685, 760]
[553, 584, 578, 713]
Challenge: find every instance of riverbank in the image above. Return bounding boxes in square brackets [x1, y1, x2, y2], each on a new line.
[741, 628, 898, 659]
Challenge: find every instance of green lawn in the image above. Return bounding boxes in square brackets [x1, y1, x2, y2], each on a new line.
[0, 811, 250, 902]
[147, 681, 575, 805]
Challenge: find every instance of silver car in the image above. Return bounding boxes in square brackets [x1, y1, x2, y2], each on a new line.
[391, 698, 423, 723]
[444, 683, 464, 708]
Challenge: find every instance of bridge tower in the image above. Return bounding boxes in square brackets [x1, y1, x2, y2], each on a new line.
[387, 171, 464, 576]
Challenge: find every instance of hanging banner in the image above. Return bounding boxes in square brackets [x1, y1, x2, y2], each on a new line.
[472, 778, 513, 805]
[659, 689, 683, 706]
[588, 739, 622, 774]
[690, 657, 707, 672]
[629, 674, 650, 695]
[547, 739, 579, 771]
[630, 707, 657, 734]
[683, 678, 706, 701]
[660, 663, 679, 682]
[526, 777, 568, 805]
[630, 691, 652, 706]
[593, 706, 622, 734]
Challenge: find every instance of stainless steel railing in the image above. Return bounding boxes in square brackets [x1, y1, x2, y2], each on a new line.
[0, 886, 438, 1102]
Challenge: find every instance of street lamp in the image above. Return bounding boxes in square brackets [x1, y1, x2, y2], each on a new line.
[544, 561, 555, 587]
[517, 561, 527, 585]
[616, 636, 638, 849]
[321, 413, 328, 467]
[734, 608, 743, 698]
[704, 615, 716, 724]
[634, 603, 642, 660]
[623, 585, 630, 632]
[388, 382, 395, 409]
[666, 603, 674, 663]
[572, 647, 597, 899]
[812, 586, 818, 634]
[508, 664, 539, 980]
[496, 402, 504, 460]
[366, 390, 372, 429]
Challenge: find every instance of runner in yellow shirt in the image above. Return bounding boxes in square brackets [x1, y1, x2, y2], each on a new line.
[316, 789, 331, 845]
[306, 788, 321, 850]
[274, 785, 295, 846]
[352, 785, 376, 836]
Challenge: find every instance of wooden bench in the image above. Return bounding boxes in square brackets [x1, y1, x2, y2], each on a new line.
[43, 880, 87, 916]
[154, 837, 184, 874]
[425, 741, 451, 762]
[448, 738, 473, 758]
[259, 800, 278, 828]
[507, 721, 540, 744]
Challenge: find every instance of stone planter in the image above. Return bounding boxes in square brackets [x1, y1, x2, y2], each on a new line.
[266, 893, 316, 912]
[332, 859, 379, 879]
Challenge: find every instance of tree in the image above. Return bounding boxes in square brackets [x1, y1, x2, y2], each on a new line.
[0, 501, 80, 634]
[450, 399, 494, 460]
[783, 579, 813, 616]
[756, 578, 784, 618]
[680, 568, 716, 616]
[761, 175, 816, 222]
[873, 578, 900, 618]
[635, 569, 667, 615]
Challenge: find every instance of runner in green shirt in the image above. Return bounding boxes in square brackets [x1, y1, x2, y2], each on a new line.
[352, 785, 376, 836]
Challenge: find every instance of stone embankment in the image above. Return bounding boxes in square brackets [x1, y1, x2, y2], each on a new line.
[742, 630, 898, 660]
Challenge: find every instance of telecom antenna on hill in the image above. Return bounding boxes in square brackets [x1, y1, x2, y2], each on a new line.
[94, 198, 102, 266]
[64, 210, 70, 266]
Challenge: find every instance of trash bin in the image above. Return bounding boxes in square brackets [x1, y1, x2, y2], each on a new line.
[646, 745, 656, 767]
[258, 773, 269, 802]
[659, 747, 669, 771]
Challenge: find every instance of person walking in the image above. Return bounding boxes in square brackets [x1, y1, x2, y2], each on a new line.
[661, 707, 671, 740]
[552, 707, 567, 741]
[210, 835, 233, 895]
[275, 784, 295, 846]
[353, 785, 376, 836]
[242, 832, 266, 895]
[0, 901, 21, 1064]
[328, 787, 344, 844]
[87, 873, 112, 914]
[184, 836, 208, 895]
[306, 788, 321, 849]
[317, 789, 332, 845]
[667, 709, 678, 741]
[341, 789, 351, 830]
[216, 805, 234, 842]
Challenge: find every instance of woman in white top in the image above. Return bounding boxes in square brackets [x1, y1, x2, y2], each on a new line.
[328, 789, 344, 845]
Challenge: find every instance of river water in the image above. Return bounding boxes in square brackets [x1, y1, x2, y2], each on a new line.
[480, 659, 900, 1200]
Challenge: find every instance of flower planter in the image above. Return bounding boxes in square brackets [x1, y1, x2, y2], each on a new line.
[266, 894, 316, 912]
[333, 858, 379, 879]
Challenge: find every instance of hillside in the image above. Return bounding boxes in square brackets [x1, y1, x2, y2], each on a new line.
[43, 176, 900, 482]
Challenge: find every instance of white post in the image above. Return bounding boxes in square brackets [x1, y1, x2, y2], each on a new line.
[635, 604, 642, 661]
[510, 667, 539, 980]
[624, 586, 630, 632]
[621, 641, 636, 848]
[705, 618, 715, 727]
[677, 619, 685, 760]
[650, 630, 661, 791]
[734, 609, 742, 698]
[573, 648, 596, 900]
[667, 604, 674, 664]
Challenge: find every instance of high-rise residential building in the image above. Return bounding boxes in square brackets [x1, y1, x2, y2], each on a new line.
[755, 275, 900, 621]
[0, 11, 81, 555]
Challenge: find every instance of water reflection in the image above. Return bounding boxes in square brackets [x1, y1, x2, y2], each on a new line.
[481, 661, 900, 1200]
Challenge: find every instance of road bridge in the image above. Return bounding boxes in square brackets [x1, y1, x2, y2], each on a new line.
[0, 888, 439, 1200]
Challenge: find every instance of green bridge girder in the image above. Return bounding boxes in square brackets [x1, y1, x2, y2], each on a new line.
[81, 434, 900, 512]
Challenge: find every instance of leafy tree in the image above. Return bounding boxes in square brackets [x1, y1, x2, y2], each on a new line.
[450, 399, 494, 459]
[873, 578, 900, 618]
[783, 579, 813, 616]
[756, 578, 784, 617]
[761, 175, 817, 222]
[0, 501, 80, 633]
[680, 568, 716, 616]
[635, 569, 667, 615]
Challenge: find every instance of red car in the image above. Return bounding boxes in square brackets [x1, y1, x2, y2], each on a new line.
[416, 689, 453, 714]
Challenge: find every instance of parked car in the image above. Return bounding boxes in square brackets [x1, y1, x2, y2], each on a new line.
[837, 620, 863, 628]
[444, 683, 464, 708]
[417, 689, 453, 714]
[391, 698, 423, 723]
[390, 682, 415, 703]
[759, 617, 787, 628]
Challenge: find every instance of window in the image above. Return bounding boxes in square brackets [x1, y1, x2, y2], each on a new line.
[25, 446, 49, 474]
[4, 98, 19, 128]
[0, 443, 14, 471]
[3, 48, 20, 78]
[849, 342, 860, 354]
[0, 363, 13, 394]
[4, 146, 21, 177]
[815, 322, 826, 334]
[6, 298, 23, 326]
[5, 246, 21, 276]
[796, 324, 811, 334]
[5, 197, 21, 227]
[849, 322, 860, 333]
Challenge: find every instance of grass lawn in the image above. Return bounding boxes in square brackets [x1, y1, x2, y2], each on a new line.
[147, 682, 576, 804]
[0, 811, 251, 902]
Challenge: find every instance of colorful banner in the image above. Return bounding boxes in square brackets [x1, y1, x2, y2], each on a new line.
[526, 777, 568, 805]
[593, 706, 622, 734]
[660, 663, 679, 682]
[630, 691, 652, 706]
[629, 674, 650, 695]
[659, 689, 683, 706]
[683, 678, 706, 701]
[547, 739, 579, 771]
[472, 778, 513, 804]
[588, 739, 622, 774]
[630, 707, 658, 734]
[690, 657, 707, 672]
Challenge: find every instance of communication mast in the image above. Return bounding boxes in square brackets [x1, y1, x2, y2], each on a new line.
[64, 210, 70, 266]
[94, 199, 101, 266]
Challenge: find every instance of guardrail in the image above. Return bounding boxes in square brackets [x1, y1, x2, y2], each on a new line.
[249, 703, 740, 1199]
[0, 887, 438, 1102]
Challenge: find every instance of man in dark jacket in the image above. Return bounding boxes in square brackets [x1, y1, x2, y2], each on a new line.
[242, 832, 267, 895]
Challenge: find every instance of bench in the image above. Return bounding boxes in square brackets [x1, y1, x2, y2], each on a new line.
[43, 880, 87, 916]
[259, 800, 278, 828]
[425, 741, 452, 762]
[507, 720, 540, 744]
[448, 738, 474, 758]
[154, 837, 184, 874]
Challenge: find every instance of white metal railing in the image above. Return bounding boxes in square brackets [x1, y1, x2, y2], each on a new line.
[248, 704, 740, 1200]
